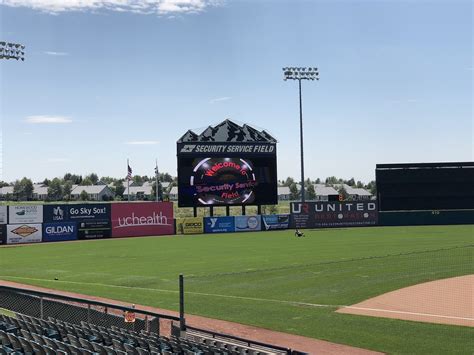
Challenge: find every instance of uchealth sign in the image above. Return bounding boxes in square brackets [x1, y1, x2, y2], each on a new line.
[111, 202, 174, 238]
[6, 224, 42, 244]
[9, 205, 43, 224]
[290, 201, 378, 228]
[43, 222, 78, 242]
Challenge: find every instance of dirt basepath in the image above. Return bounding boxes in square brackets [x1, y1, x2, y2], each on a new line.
[337, 275, 473, 327]
[0, 280, 381, 355]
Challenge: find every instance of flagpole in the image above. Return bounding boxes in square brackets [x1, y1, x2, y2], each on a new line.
[155, 159, 159, 202]
[127, 159, 130, 202]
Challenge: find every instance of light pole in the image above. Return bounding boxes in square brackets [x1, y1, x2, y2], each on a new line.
[0, 42, 25, 61]
[283, 67, 319, 202]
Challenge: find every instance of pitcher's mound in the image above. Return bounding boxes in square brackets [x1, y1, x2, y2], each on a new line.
[337, 275, 473, 327]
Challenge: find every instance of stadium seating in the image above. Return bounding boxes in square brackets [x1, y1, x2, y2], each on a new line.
[0, 313, 281, 354]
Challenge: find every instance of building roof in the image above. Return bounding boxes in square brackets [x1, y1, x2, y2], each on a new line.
[169, 186, 178, 195]
[342, 184, 372, 196]
[33, 185, 49, 195]
[0, 186, 14, 195]
[278, 186, 291, 195]
[123, 185, 153, 196]
[71, 185, 111, 195]
[177, 119, 277, 143]
[315, 185, 339, 196]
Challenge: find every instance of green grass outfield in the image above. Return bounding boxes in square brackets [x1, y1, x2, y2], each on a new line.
[1, 225, 473, 354]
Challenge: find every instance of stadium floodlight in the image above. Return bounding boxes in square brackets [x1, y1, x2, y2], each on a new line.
[0, 41, 26, 61]
[283, 66, 319, 202]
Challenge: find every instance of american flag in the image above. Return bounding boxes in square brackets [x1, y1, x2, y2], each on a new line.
[127, 164, 132, 181]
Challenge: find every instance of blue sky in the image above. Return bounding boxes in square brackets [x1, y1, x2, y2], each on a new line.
[0, 0, 472, 183]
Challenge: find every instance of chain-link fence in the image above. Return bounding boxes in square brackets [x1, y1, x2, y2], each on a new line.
[0, 285, 296, 354]
[0, 286, 175, 336]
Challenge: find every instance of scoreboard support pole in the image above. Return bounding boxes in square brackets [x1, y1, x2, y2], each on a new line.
[257, 205, 261, 215]
[242, 206, 246, 216]
[226, 206, 230, 216]
[210, 206, 214, 217]
[193, 207, 197, 217]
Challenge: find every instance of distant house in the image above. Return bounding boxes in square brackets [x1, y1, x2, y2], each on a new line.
[278, 186, 291, 200]
[343, 184, 372, 200]
[0, 186, 14, 200]
[169, 186, 178, 201]
[334, 184, 372, 200]
[314, 184, 340, 201]
[123, 184, 153, 201]
[71, 185, 115, 201]
[32, 184, 49, 200]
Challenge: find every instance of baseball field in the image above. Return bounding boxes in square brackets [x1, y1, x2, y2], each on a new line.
[0, 225, 473, 354]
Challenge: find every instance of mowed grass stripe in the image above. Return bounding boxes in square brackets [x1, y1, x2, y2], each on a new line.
[1, 225, 473, 354]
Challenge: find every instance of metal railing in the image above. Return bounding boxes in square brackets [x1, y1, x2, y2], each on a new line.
[0, 285, 303, 354]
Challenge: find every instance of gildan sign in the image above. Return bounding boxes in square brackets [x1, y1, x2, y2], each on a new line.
[6, 224, 42, 244]
[204, 216, 235, 233]
[290, 201, 378, 228]
[9, 205, 43, 224]
[111, 202, 174, 238]
[43, 222, 78, 242]
[234, 215, 261, 232]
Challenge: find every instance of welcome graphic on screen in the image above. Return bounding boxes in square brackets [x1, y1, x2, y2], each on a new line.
[190, 157, 257, 205]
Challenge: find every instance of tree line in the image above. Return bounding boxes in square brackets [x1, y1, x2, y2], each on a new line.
[0, 172, 176, 202]
[280, 176, 376, 201]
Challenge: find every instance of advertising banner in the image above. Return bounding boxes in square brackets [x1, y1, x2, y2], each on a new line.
[6, 224, 42, 244]
[111, 202, 174, 238]
[176, 217, 204, 235]
[234, 215, 261, 232]
[44, 204, 111, 222]
[177, 143, 277, 156]
[204, 216, 235, 233]
[0, 206, 7, 224]
[262, 214, 290, 230]
[77, 220, 111, 239]
[9, 205, 43, 224]
[66, 204, 110, 221]
[43, 222, 78, 242]
[290, 201, 378, 228]
[43, 204, 69, 223]
[0, 225, 6, 245]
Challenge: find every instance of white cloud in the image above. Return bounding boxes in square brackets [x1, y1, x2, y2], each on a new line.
[210, 96, 231, 104]
[25, 115, 73, 124]
[44, 51, 69, 56]
[125, 140, 159, 145]
[1, 0, 223, 15]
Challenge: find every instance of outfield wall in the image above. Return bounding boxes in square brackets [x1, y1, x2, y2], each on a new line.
[378, 210, 474, 226]
[1, 201, 473, 245]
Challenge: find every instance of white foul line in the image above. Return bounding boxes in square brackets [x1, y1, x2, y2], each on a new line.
[1, 276, 472, 322]
[342, 306, 474, 321]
